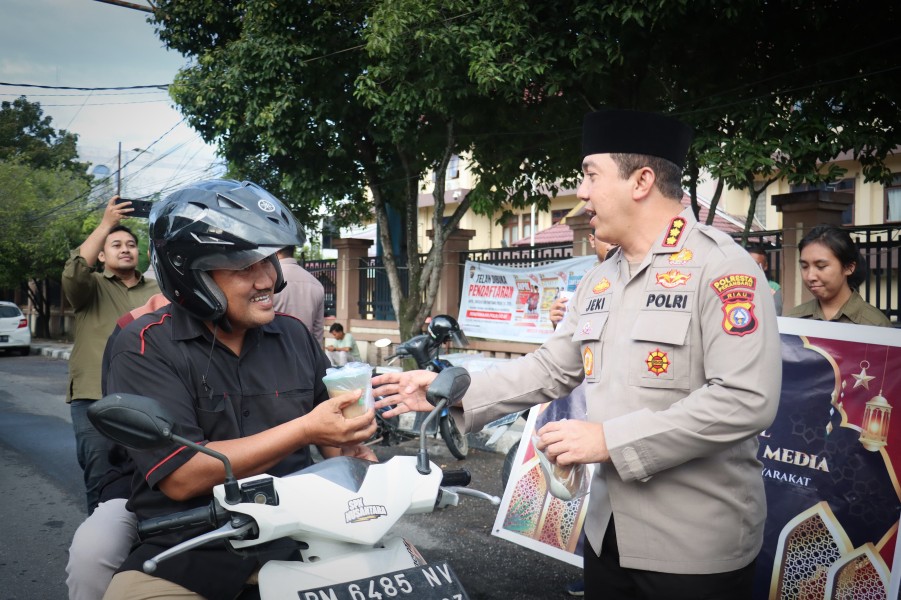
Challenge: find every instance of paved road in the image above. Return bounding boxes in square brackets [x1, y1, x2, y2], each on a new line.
[0, 353, 581, 599]
[0, 354, 83, 600]
[372, 443, 582, 600]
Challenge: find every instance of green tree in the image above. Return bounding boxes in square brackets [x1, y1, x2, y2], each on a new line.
[152, 1, 583, 337]
[671, 2, 901, 239]
[0, 98, 92, 337]
[149, 1, 901, 337]
[0, 97, 89, 176]
[0, 163, 90, 337]
[436, 0, 901, 239]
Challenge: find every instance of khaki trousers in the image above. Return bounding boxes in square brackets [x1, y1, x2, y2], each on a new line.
[102, 570, 205, 600]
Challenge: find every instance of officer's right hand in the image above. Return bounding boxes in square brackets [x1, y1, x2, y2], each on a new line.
[371, 370, 437, 417]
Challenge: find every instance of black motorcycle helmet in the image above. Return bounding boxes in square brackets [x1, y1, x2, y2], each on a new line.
[149, 179, 305, 324]
[427, 314, 469, 348]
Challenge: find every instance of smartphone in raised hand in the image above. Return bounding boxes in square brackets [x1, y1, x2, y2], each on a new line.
[115, 197, 154, 219]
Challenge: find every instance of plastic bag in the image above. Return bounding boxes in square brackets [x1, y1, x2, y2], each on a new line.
[322, 362, 374, 418]
[531, 428, 591, 501]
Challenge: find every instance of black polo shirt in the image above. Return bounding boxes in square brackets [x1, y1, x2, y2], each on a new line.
[106, 304, 331, 598]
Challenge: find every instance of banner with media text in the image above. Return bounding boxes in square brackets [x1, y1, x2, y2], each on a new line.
[457, 256, 597, 344]
[488, 317, 901, 598]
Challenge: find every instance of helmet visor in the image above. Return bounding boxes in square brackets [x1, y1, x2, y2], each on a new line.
[191, 247, 280, 272]
[450, 329, 470, 348]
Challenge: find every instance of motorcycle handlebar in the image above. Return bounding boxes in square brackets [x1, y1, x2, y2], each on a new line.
[138, 502, 229, 540]
[440, 469, 471, 488]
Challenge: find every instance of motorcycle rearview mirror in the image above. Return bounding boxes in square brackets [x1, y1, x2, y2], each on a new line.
[89, 393, 243, 505]
[87, 393, 175, 450]
[417, 367, 471, 475]
[374, 338, 392, 348]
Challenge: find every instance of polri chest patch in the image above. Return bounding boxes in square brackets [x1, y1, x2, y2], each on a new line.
[655, 269, 691, 289]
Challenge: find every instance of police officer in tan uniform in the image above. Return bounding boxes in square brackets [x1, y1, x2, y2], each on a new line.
[373, 109, 781, 600]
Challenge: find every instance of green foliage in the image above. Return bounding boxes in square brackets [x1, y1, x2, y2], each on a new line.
[0, 162, 89, 289]
[148, 0, 901, 331]
[0, 97, 96, 336]
[0, 97, 91, 177]
[155, 0, 385, 228]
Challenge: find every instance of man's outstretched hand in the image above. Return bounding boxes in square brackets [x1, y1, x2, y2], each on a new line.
[371, 370, 438, 418]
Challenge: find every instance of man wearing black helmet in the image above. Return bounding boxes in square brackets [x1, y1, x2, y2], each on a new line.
[99, 180, 377, 600]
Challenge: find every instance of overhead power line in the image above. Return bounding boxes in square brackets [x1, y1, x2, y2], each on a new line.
[0, 82, 169, 91]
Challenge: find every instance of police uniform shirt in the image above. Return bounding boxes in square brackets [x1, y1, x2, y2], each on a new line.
[458, 208, 782, 575]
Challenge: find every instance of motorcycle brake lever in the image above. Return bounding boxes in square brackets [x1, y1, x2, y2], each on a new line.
[142, 520, 254, 574]
[443, 486, 501, 506]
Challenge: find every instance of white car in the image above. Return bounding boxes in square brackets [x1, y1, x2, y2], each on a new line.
[0, 301, 31, 356]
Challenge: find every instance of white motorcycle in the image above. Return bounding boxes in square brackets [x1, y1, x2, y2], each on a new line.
[88, 367, 498, 600]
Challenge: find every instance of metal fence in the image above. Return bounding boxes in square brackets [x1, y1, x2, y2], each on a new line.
[463, 243, 573, 268]
[357, 255, 417, 320]
[730, 230, 784, 289]
[352, 245, 574, 320]
[731, 225, 901, 322]
[300, 258, 338, 317]
[333, 226, 900, 322]
[846, 225, 900, 322]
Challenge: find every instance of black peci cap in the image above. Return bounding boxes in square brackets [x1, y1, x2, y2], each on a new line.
[581, 109, 694, 169]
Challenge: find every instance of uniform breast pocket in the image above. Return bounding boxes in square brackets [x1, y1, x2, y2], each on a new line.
[195, 394, 240, 440]
[628, 312, 691, 391]
[245, 389, 316, 432]
[572, 313, 608, 383]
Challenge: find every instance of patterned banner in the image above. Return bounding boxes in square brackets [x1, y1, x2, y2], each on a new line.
[491, 317, 901, 599]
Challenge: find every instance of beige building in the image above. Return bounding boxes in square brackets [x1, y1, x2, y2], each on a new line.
[699, 153, 900, 316]
[416, 150, 901, 245]
[704, 153, 901, 230]
[415, 153, 759, 252]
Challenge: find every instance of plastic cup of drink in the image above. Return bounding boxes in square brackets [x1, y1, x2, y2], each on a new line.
[322, 363, 374, 418]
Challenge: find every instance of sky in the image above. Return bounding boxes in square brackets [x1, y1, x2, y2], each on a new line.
[0, 0, 224, 198]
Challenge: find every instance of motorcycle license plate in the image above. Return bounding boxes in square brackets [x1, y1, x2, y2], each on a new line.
[297, 561, 469, 600]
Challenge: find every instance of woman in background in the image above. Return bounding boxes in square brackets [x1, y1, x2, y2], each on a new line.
[785, 224, 892, 327]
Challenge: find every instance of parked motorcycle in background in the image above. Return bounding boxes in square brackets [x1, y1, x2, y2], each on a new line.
[371, 315, 470, 459]
[88, 367, 499, 600]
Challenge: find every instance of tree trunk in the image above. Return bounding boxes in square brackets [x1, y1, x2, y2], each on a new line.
[705, 179, 725, 226]
[740, 175, 777, 246]
[687, 151, 701, 221]
[396, 120, 463, 342]
[27, 278, 51, 339]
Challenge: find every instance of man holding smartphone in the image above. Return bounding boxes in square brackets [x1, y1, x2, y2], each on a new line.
[115, 197, 154, 219]
[62, 195, 160, 514]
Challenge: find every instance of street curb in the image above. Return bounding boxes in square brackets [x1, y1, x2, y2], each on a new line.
[31, 345, 71, 361]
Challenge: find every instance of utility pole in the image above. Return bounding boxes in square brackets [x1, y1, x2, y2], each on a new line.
[92, 0, 154, 13]
[117, 141, 122, 196]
